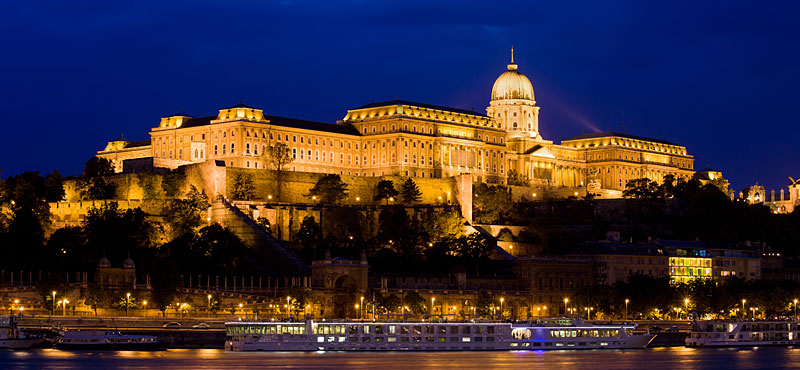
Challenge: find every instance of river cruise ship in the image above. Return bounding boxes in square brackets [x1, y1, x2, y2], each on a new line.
[56, 329, 169, 350]
[0, 316, 47, 349]
[225, 318, 654, 351]
[686, 320, 800, 347]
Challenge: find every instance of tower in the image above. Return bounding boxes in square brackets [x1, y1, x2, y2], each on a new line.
[486, 48, 540, 138]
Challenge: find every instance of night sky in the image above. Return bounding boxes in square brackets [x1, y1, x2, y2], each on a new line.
[2, 1, 798, 192]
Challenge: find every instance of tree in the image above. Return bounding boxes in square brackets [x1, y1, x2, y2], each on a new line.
[136, 172, 161, 200]
[399, 178, 422, 204]
[149, 258, 180, 316]
[44, 170, 65, 202]
[506, 170, 530, 186]
[165, 185, 210, 237]
[403, 291, 426, 315]
[83, 202, 156, 265]
[162, 169, 186, 198]
[475, 291, 493, 315]
[622, 178, 659, 199]
[373, 180, 399, 205]
[80, 177, 117, 200]
[83, 157, 114, 177]
[231, 173, 255, 200]
[262, 142, 294, 201]
[296, 216, 321, 260]
[83, 282, 107, 316]
[473, 183, 513, 224]
[307, 174, 348, 204]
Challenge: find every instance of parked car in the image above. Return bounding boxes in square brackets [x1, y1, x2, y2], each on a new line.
[192, 323, 210, 329]
[162, 322, 182, 328]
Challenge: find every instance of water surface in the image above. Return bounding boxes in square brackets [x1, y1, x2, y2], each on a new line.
[1, 347, 798, 369]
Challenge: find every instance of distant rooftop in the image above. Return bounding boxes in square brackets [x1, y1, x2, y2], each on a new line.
[563, 131, 678, 146]
[353, 99, 488, 117]
[177, 114, 359, 136]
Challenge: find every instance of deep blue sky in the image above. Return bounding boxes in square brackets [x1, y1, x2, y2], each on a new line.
[1, 1, 798, 192]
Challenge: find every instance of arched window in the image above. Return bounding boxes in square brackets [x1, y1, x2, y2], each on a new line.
[230, 143, 235, 153]
[222, 144, 226, 154]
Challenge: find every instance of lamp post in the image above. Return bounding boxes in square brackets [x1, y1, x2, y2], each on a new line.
[794, 299, 798, 321]
[62, 298, 69, 316]
[742, 299, 746, 318]
[355, 304, 359, 319]
[360, 296, 365, 320]
[564, 298, 569, 315]
[500, 298, 504, 320]
[51, 291, 56, 316]
[684, 298, 690, 320]
[431, 297, 436, 316]
[143, 300, 147, 318]
[625, 299, 629, 321]
[208, 294, 212, 315]
[287, 296, 291, 318]
[126, 292, 131, 317]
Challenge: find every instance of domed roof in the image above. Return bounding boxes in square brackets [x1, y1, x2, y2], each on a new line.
[491, 49, 534, 101]
[98, 255, 111, 268]
[123, 256, 135, 269]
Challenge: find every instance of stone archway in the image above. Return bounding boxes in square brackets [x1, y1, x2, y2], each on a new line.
[333, 274, 358, 319]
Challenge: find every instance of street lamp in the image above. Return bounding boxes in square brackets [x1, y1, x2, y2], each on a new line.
[625, 299, 629, 321]
[61, 298, 69, 316]
[287, 296, 291, 317]
[431, 297, 436, 316]
[361, 296, 365, 320]
[355, 304, 359, 319]
[126, 292, 131, 317]
[684, 298, 690, 320]
[208, 294, 212, 314]
[143, 300, 147, 318]
[500, 298, 504, 320]
[51, 291, 56, 316]
[794, 299, 798, 320]
[564, 298, 569, 315]
[742, 299, 746, 318]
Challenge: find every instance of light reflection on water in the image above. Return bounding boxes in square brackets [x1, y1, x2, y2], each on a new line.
[2, 347, 800, 370]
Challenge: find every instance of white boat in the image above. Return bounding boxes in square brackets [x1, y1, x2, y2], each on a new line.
[0, 316, 46, 349]
[686, 320, 800, 347]
[56, 329, 168, 350]
[224, 318, 654, 351]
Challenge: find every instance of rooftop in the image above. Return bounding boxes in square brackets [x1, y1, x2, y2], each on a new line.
[352, 99, 488, 117]
[563, 131, 678, 146]
[174, 114, 360, 136]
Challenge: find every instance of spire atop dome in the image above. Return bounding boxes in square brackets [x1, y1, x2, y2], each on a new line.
[508, 46, 518, 71]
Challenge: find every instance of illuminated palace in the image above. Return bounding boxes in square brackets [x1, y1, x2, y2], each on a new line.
[98, 53, 694, 194]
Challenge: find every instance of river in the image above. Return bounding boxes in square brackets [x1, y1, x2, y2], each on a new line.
[1, 347, 799, 369]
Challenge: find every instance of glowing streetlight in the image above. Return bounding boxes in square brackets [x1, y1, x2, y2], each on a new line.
[361, 296, 365, 319]
[143, 300, 148, 318]
[208, 294, 212, 314]
[431, 297, 436, 316]
[742, 299, 746, 317]
[61, 298, 69, 316]
[625, 299, 629, 321]
[684, 298, 690, 320]
[564, 298, 569, 315]
[794, 299, 798, 320]
[500, 298, 504, 320]
[51, 291, 56, 316]
[126, 292, 131, 317]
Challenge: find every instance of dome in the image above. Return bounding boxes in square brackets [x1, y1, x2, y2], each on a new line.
[123, 257, 135, 269]
[491, 51, 534, 101]
[98, 255, 111, 268]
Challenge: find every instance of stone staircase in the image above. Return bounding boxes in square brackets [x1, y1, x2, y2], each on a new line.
[211, 197, 309, 275]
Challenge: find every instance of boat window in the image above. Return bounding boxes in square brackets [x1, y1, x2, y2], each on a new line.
[462, 326, 470, 334]
[475, 326, 482, 334]
[375, 326, 384, 334]
[388, 337, 397, 342]
[461, 337, 471, 342]
[349, 325, 358, 334]
[363, 326, 371, 335]
[401, 326, 409, 334]
[425, 326, 434, 334]
[487, 326, 495, 334]
[389, 326, 397, 334]
[413, 326, 422, 335]
[438, 326, 447, 335]
[451, 326, 459, 334]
